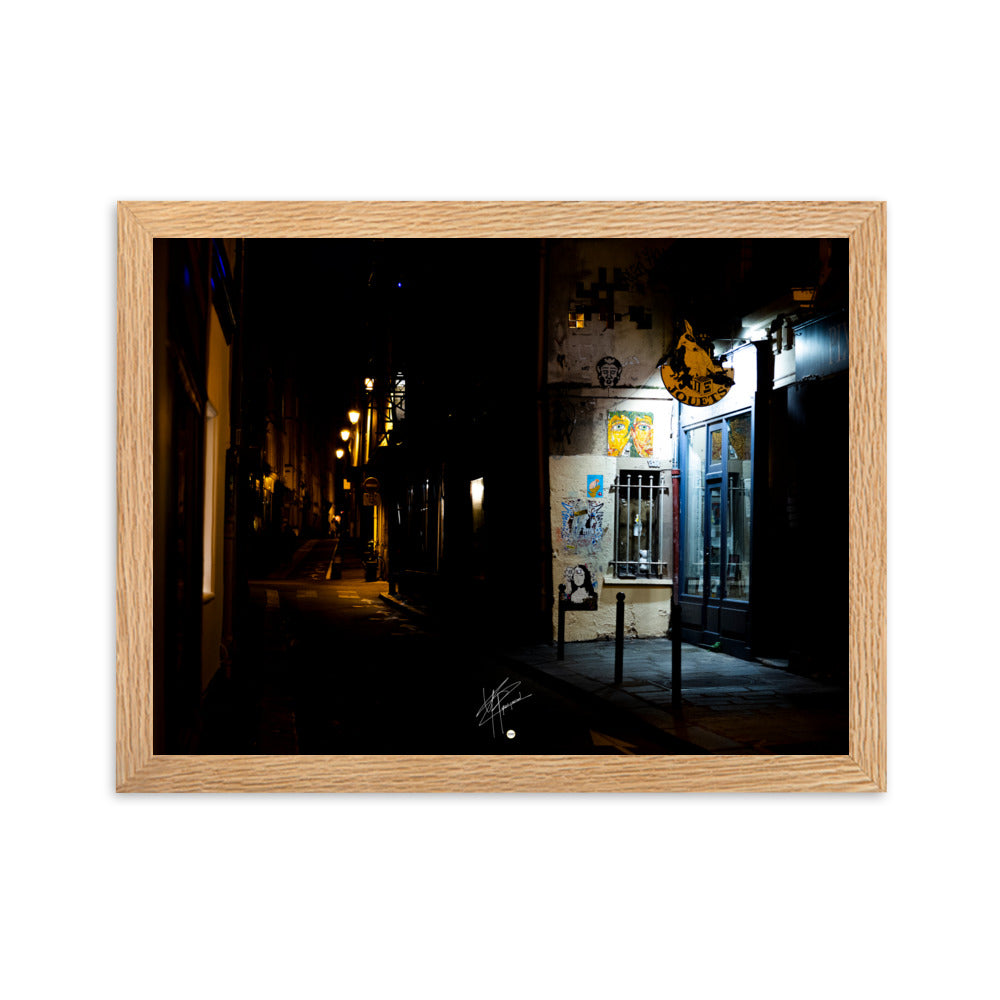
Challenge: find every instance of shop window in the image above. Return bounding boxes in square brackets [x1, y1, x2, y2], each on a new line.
[682, 413, 752, 600]
[683, 427, 706, 594]
[725, 413, 752, 600]
[611, 471, 667, 578]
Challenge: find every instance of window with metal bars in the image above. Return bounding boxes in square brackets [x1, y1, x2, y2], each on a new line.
[611, 471, 668, 578]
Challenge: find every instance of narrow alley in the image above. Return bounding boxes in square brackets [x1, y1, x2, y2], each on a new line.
[199, 539, 702, 755]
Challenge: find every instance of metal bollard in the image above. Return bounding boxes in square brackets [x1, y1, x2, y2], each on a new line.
[614, 592, 625, 684]
[557, 583, 566, 660]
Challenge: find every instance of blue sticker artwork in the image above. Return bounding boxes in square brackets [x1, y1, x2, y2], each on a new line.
[587, 475, 603, 499]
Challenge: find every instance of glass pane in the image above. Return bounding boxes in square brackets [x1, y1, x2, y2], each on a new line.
[617, 473, 660, 577]
[616, 479, 634, 575]
[708, 484, 722, 598]
[683, 430, 706, 593]
[710, 427, 722, 463]
[642, 485, 660, 576]
[725, 414, 751, 599]
[728, 412, 751, 461]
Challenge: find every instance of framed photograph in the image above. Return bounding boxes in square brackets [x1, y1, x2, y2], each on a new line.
[117, 201, 885, 791]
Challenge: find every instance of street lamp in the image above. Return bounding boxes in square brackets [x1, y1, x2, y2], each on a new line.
[340, 429, 351, 442]
[348, 409, 360, 424]
[335, 448, 345, 459]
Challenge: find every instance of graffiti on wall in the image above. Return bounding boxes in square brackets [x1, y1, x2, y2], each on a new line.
[595, 356, 622, 387]
[570, 267, 654, 332]
[607, 410, 654, 457]
[561, 498, 604, 555]
[561, 563, 598, 610]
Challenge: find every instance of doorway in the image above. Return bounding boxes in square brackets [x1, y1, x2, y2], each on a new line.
[679, 412, 753, 653]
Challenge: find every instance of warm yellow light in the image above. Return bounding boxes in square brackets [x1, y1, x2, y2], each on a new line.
[470, 478, 485, 532]
[348, 409, 360, 424]
[340, 429, 351, 441]
[335, 448, 345, 459]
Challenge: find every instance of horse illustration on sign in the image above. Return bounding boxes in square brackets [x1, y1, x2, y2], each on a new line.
[658, 320, 734, 407]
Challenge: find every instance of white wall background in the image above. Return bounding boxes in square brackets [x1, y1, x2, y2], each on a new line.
[3, 4, 994, 998]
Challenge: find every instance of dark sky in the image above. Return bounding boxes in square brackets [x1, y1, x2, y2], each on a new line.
[242, 239, 542, 426]
[237, 238, 843, 436]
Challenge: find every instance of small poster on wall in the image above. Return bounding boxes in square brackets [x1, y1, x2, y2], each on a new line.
[587, 475, 603, 498]
[562, 563, 598, 610]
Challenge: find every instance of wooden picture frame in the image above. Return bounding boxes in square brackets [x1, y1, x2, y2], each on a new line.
[117, 201, 885, 792]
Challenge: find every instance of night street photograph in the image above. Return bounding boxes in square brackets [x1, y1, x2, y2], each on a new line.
[153, 236, 849, 755]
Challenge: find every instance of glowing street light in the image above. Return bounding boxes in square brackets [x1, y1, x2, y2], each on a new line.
[348, 409, 360, 424]
[340, 429, 351, 442]
[335, 448, 345, 459]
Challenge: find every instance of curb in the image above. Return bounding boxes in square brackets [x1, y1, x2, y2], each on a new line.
[491, 650, 709, 754]
[378, 591, 431, 621]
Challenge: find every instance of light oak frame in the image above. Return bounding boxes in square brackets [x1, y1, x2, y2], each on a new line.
[117, 201, 886, 792]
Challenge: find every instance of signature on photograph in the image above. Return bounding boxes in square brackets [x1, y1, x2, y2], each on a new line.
[476, 678, 532, 738]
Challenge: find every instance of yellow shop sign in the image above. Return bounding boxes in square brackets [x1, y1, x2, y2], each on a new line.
[658, 320, 734, 407]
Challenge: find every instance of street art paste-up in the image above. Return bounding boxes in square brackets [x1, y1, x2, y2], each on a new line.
[607, 410, 654, 457]
[607, 411, 632, 456]
[562, 563, 598, 610]
[587, 475, 603, 499]
[657, 319, 734, 407]
[630, 412, 654, 457]
[595, 356, 623, 387]
[560, 499, 604, 555]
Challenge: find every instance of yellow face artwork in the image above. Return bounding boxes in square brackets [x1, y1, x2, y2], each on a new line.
[631, 416, 653, 457]
[607, 414, 631, 456]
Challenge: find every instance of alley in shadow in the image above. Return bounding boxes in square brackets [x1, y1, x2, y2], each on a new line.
[199, 539, 703, 755]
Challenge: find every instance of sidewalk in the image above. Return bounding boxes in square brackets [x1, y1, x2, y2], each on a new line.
[381, 591, 848, 754]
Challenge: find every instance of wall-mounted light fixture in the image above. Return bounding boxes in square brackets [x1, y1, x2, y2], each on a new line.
[348, 409, 360, 424]
[340, 429, 351, 442]
[335, 448, 345, 459]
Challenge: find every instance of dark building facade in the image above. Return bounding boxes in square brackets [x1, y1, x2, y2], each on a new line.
[354, 240, 548, 642]
[152, 238, 243, 752]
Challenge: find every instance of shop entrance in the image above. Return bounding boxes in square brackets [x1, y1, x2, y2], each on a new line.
[679, 412, 753, 654]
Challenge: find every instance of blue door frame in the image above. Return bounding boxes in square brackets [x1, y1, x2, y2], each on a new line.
[678, 411, 754, 658]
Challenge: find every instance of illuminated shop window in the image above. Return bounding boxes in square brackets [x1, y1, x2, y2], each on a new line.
[611, 471, 667, 579]
[682, 413, 752, 600]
